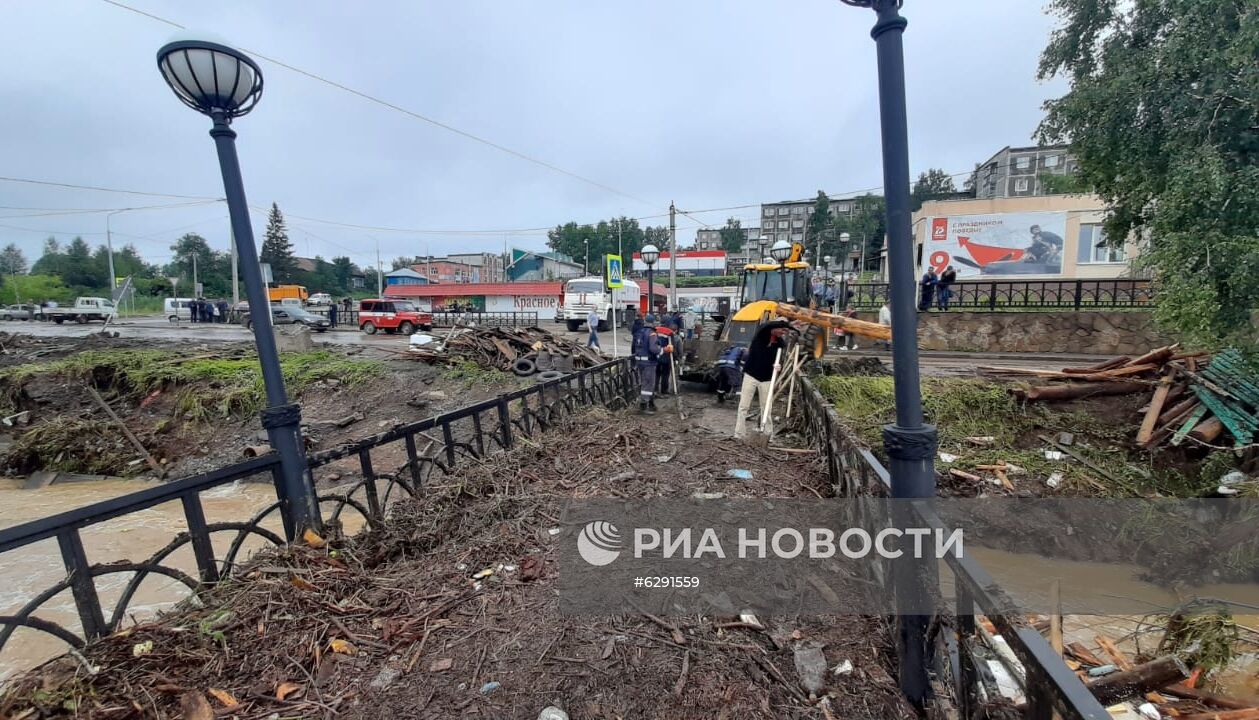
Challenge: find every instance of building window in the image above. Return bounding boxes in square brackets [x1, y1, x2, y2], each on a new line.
[835, 202, 851, 213]
[1015, 156, 1031, 170]
[1044, 154, 1060, 168]
[763, 208, 774, 217]
[777, 208, 789, 215]
[792, 206, 804, 215]
[777, 233, 788, 242]
[791, 233, 803, 243]
[792, 220, 804, 229]
[1015, 178, 1030, 192]
[777, 220, 789, 229]
[1077, 224, 1125, 264]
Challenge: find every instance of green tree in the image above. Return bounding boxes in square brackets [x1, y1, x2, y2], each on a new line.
[61, 237, 102, 288]
[0, 244, 27, 275]
[717, 218, 745, 252]
[260, 203, 297, 283]
[0, 274, 70, 305]
[546, 216, 660, 269]
[1038, 0, 1259, 349]
[831, 194, 886, 273]
[331, 256, 354, 293]
[910, 168, 957, 211]
[805, 191, 833, 258]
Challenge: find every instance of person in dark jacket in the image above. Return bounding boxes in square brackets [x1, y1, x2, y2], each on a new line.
[632, 323, 664, 413]
[936, 266, 956, 310]
[656, 327, 676, 396]
[918, 269, 937, 312]
[714, 345, 748, 404]
[734, 320, 792, 438]
[327, 302, 338, 328]
[217, 300, 229, 323]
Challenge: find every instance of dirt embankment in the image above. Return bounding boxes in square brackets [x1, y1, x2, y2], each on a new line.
[0, 401, 916, 720]
[0, 333, 528, 480]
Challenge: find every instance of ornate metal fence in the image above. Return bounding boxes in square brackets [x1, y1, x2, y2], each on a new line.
[428, 311, 538, 328]
[795, 377, 1110, 719]
[0, 358, 635, 670]
[845, 278, 1155, 311]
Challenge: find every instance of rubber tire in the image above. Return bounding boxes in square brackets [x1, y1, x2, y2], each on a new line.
[244, 319, 253, 330]
[512, 357, 537, 376]
[398, 321, 415, 335]
[53, 317, 64, 325]
[566, 319, 581, 332]
[75, 314, 87, 324]
[362, 322, 377, 335]
[168, 315, 179, 323]
[2, 315, 10, 321]
[420, 324, 432, 331]
[535, 370, 564, 382]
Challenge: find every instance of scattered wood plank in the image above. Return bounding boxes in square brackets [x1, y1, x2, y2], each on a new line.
[1174, 709, 1259, 720]
[1093, 634, 1134, 672]
[1086, 655, 1188, 705]
[1125, 344, 1180, 368]
[1063, 356, 1132, 374]
[1081, 363, 1159, 380]
[86, 385, 164, 477]
[1138, 376, 1175, 445]
[1049, 580, 1063, 657]
[1066, 642, 1104, 667]
[1163, 683, 1254, 710]
[948, 468, 982, 483]
[1014, 382, 1146, 402]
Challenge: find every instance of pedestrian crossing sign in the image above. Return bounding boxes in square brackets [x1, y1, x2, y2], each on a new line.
[606, 254, 623, 289]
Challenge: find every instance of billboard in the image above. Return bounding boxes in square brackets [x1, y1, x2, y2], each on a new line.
[926, 212, 1067, 277]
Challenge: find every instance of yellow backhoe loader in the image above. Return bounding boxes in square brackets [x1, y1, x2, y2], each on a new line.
[679, 243, 889, 387]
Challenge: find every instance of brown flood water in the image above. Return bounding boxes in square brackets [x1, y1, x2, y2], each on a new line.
[0, 478, 282, 683]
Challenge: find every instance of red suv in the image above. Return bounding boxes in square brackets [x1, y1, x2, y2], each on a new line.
[358, 299, 433, 335]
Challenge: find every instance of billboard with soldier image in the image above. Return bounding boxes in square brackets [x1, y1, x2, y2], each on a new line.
[926, 211, 1066, 277]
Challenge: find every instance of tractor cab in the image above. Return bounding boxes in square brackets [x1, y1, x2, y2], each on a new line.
[723, 244, 812, 347]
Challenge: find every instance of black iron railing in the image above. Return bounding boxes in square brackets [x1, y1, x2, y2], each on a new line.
[0, 358, 635, 669]
[843, 279, 1155, 311]
[794, 376, 1110, 719]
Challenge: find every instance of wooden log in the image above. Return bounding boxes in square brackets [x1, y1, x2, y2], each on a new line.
[1063, 356, 1132, 374]
[1081, 363, 1159, 380]
[1125, 343, 1180, 368]
[1049, 580, 1063, 657]
[1145, 401, 1202, 449]
[979, 366, 1077, 379]
[948, 468, 982, 482]
[1189, 417, 1225, 443]
[1138, 376, 1175, 445]
[1163, 683, 1254, 711]
[1066, 642, 1104, 667]
[1086, 655, 1189, 705]
[1175, 709, 1259, 720]
[1158, 396, 1199, 425]
[86, 385, 164, 477]
[1016, 382, 1147, 402]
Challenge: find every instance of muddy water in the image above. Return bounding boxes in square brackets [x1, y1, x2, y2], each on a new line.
[0, 478, 281, 683]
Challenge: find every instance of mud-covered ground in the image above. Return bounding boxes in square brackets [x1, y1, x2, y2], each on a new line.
[0, 394, 917, 720]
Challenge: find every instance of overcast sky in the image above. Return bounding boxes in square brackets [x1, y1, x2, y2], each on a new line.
[0, 1, 1066, 272]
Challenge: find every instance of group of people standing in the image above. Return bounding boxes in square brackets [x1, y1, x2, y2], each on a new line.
[918, 265, 957, 311]
[188, 298, 230, 323]
[630, 314, 686, 414]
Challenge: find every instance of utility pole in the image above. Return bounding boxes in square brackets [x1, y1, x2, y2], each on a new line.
[668, 201, 677, 311]
[105, 209, 125, 293]
[230, 228, 239, 305]
[191, 253, 199, 296]
[375, 238, 383, 296]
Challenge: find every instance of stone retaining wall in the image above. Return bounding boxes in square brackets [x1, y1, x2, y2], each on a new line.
[854, 310, 1171, 355]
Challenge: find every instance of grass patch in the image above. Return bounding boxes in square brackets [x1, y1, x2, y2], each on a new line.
[0, 349, 384, 420]
[441, 359, 509, 389]
[813, 374, 1199, 496]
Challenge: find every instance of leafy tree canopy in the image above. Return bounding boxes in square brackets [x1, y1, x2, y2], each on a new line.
[717, 218, 745, 252]
[546, 216, 668, 269]
[1038, 0, 1259, 349]
[910, 168, 957, 211]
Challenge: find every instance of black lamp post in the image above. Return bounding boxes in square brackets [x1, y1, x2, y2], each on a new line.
[839, 0, 938, 706]
[156, 39, 320, 540]
[641, 244, 659, 320]
[770, 239, 792, 303]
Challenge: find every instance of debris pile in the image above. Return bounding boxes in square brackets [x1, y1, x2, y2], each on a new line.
[981, 345, 1259, 451]
[407, 326, 604, 376]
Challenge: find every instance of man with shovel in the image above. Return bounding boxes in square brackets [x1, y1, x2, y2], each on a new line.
[733, 320, 792, 440]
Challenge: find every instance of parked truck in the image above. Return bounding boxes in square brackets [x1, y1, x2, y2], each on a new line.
[556, 276, 640, 332]
[42, 297, 117, 324]
[266, 285, 308, 304]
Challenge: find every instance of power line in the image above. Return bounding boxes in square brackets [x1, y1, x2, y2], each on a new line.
[99, 0, 659, 210]
[0, 199, 223, 219]
[0, 175, 219, 201]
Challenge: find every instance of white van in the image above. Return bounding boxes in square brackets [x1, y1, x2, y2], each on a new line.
[164, 297, 193, 323]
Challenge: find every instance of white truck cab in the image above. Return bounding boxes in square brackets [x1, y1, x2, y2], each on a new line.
[556, 276, 641, 332]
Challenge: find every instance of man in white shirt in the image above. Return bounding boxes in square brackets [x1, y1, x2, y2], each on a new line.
[586, 309, 601, 351]
[876, 300, 892, 351]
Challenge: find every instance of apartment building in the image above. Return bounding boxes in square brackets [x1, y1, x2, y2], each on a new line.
[973, 144, 1079, 199]
[446, 252, 506, 283]
[759, 197, 861, 246]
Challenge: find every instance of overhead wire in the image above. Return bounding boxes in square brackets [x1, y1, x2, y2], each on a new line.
[0, 175, 218, 201]
[99, 0, 660, 211]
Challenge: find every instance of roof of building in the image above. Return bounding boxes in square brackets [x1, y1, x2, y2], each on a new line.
[383, 282, 563, 298]
[630, 250, 726, 259]
[294, 257, 318, 273]
[385, 267, 427, 279]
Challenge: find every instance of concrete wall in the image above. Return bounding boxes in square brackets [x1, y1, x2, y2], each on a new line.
[854, 310, 1170, 355]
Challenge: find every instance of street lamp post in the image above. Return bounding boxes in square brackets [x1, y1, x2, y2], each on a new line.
[641, 244, 659, 320]
[157, 38, 320, 540]
[583, 238, 589, 276]
[770, 239, 792, 303]
[105, 209, 125, 293]
[839, 0, 938, 705]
